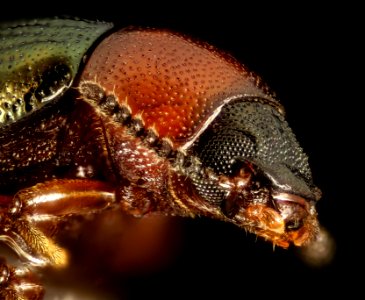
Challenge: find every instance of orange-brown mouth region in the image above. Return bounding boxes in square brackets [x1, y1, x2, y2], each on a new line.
[234, 192, 319, 248]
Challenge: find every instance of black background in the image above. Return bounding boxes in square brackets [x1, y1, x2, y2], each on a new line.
[1, 2, 361, 299]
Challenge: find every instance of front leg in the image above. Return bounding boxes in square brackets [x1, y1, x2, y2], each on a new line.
[0, 179, 116, 299]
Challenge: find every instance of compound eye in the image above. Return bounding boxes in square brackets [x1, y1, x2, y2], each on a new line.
[190, 126, 256, 205]
[190, 174, 227, 204]
[190, 115, 256, 205]
[196, 130, 256, 177]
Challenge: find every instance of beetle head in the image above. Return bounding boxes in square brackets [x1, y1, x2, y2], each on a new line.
[183, 98, 320, 248]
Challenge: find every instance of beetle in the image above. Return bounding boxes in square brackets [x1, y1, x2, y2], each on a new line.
[0, 17, 322, 299]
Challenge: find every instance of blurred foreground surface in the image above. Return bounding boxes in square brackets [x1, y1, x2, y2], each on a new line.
[1, 210, 338, 300]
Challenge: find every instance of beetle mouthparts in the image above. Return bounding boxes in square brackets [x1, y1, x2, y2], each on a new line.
[272, 192, 310, 211]
[267, 190, 319, 246]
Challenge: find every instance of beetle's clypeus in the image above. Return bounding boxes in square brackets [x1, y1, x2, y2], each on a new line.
[0, 17, 321, 299]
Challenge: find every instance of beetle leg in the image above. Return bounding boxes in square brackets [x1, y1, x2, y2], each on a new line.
[0, 179, 116, 269]
[0, 179, 116, 299]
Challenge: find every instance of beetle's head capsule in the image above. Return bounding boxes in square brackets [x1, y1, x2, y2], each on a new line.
[184, 98, 321, 248]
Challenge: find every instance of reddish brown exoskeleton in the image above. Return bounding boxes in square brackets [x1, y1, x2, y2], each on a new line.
[0, 18, 321, 299]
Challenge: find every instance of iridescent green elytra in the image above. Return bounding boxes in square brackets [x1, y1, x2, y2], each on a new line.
[0, 18, 113, 125]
